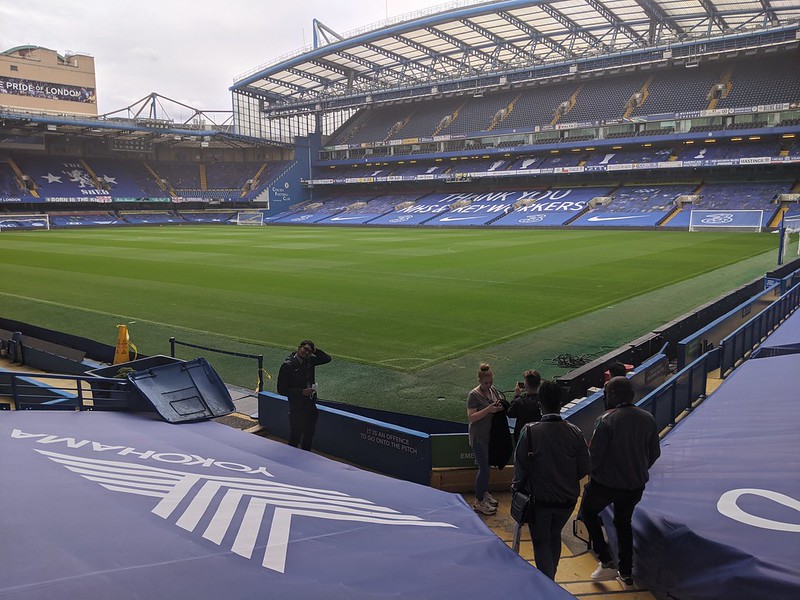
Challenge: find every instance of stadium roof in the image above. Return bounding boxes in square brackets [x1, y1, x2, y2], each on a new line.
[231, 0, 800, 110]
[0, 93, 285, 149]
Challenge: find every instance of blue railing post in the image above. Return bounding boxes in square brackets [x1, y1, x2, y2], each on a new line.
[77, 379, 85, 410]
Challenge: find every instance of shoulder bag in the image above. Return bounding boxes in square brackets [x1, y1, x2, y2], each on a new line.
[510, 424, 535, 525]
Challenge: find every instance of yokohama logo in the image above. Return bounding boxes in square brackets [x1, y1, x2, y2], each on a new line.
[34, 449, 456, 573]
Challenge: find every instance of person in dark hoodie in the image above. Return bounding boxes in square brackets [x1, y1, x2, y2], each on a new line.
[581, 376, 661, 587]
[277, 339, 332, 451]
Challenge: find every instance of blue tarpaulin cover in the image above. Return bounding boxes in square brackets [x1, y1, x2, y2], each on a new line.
[633, 353, 800, 600]
[0, 411, 574, 600]
[752, 308, 800, 358]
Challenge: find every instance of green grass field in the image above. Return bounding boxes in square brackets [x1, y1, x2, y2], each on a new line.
[0, 226, 777, 420]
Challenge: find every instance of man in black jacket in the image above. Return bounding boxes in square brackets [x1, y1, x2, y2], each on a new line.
[277, 339, 332, 451]
[508, 369, 542, 443]
[581, 376, 661, 587]
[512, 380, 590, 580]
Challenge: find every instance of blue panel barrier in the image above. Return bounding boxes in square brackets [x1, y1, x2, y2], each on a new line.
[637, 351, 711, 433]
[677, 284, 780, 370]
[719, 281, 800, 377]
[258, 392, 432, 485]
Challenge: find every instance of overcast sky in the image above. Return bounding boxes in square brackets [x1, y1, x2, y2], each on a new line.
[1, 0, 469, 120]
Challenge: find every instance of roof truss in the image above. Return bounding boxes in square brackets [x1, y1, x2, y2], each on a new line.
[232, 0, 800, 109]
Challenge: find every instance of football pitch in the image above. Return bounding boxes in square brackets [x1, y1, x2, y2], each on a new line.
[0, 226, 776, 419]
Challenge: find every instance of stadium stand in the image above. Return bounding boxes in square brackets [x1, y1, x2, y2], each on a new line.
[0, 10, 797, 239]
[179, 210, 238, 224]
[149, 162, 201, 191]
[490, 186, 613, 227]
[87, 157, 168, 198]
[322, 51, 800, 149]
[119, 211, 184, 225]
[569, 184, 695, 227]
[715, 55, 800, 109]
[314, 193, 416, 224]
[13, 155, 112, 200]
[48, 212, 123, 227]
[629, 64, 723, 116]
[583, 148, 673, 166]
[664, 181, 792, 229]
[0, 161, 29, 199]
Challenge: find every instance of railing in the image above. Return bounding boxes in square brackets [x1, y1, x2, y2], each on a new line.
[0, 371, 133, 411]
[637, 351, 712, 434]
[719, 280, 800, 377]
[637, 277, 800, 435]
[676, 283, 779, 369]
[169, 337, 265, 392]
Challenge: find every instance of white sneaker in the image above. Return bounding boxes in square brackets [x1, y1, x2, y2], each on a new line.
[472, 499, 497, 515]
[483, 492, 499, 507]
[590, 562, 617, 581]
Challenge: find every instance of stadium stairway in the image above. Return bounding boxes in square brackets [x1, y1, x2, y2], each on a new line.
[770, 204, 790, 228]
[478, 490, 656, 599]
[79, 159, 105, 191]
[7, 158, 39, 197]
[199, 164, 208, 191]
[658, 204, 683, 226]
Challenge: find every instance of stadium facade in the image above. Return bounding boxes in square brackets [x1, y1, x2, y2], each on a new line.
[0, 46, 97, 116]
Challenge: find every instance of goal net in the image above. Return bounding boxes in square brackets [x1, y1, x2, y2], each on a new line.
[0, 214, 50, 231]
[235, 211, 264, 226]
[688, 209, 763, 232]
[780, 216, 800, 264]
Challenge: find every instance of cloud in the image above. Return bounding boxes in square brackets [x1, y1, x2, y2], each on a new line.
[2, 0, 449, 114]
[128, 47, 161, 62]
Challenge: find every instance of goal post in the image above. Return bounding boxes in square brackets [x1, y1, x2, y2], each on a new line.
[235, 211, 264, 226]
[0, 214, 50, 231]
[688, 210, 763, 232]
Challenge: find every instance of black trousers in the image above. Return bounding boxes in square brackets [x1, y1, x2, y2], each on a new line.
[580, 479, 644, 577]
[288, 397, 318, 450]
[526, 503, 575, 580]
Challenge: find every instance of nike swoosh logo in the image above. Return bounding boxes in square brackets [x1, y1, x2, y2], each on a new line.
[587, 215, 650, 222]
[438, 216, 483, 222]
[329, 216, 363, 221]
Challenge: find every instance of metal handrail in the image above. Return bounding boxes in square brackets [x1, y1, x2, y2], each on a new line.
[719, 281, 800, 377]
[1, 371, 134, 411]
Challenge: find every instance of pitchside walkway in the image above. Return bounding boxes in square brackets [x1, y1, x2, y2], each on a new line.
[474, 491, 655, 600]
[4, 365, 723, 599]
[0, 366, 679, 599]
[236, 412, 659, 599]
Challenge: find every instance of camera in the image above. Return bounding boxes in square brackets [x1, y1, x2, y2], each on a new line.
[517, 381, 524, 388]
